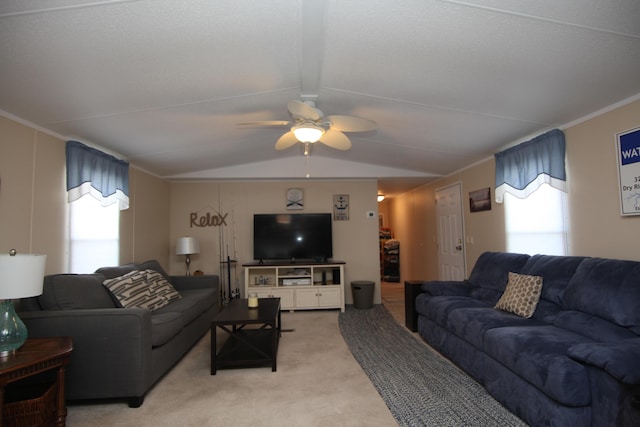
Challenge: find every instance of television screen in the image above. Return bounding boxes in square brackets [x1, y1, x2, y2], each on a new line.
[253, 213, 333, 262]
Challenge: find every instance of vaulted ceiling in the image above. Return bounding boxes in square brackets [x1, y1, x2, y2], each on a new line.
[2, 0, 640, 197]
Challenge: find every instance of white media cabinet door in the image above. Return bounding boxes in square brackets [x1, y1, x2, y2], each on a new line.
[253, 288, 295, 309]
[296, 287, 342, 309]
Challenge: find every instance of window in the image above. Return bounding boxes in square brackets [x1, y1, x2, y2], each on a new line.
[69, 195, 119, 273]
[504, 183, 568, 255]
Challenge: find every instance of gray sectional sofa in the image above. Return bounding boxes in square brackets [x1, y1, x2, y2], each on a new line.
[18, 259, 220, 407]
[406, 252, 640, 427]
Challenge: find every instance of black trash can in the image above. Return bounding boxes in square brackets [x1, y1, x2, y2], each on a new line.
[351, 281, 375, 309]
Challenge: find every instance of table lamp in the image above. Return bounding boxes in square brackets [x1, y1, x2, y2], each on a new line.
[176, 237, 199, 276]
[0, 249, 47, 356]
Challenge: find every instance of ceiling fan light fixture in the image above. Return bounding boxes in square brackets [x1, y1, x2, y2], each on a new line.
[292, 124, 324, 143]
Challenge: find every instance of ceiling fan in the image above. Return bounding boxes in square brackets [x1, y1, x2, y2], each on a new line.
[238, 100, 376, 152]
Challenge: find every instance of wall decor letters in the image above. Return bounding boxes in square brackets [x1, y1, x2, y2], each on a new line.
[190, 211, 228, 227]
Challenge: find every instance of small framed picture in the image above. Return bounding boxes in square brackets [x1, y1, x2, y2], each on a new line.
[333, 194, 349, 220]
[469, 187, 491, 212]
[286, 188, 304, 210]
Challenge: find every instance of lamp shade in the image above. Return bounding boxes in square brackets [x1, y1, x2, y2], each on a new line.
[0, 253, 47, 299]
[176, 237, 200, 255]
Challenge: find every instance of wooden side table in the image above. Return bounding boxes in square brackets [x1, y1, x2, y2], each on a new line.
[0, 337, 73, 427]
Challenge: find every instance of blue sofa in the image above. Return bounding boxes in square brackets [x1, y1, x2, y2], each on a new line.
[19, 259, 220, 407]
[406, 252, 640, 426]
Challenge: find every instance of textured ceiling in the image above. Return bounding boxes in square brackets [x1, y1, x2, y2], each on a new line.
[1, 0, 640, 197]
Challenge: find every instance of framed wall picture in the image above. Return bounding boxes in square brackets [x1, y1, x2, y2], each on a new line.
[615, 126, 640, 216]
[286, 188, 304, 210]
[333, 194, 349, 220]
[469, 187, 491, 212]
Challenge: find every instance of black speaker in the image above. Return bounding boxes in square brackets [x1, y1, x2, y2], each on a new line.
[321, 271, 327, 285]
[332, 268, 340, 285]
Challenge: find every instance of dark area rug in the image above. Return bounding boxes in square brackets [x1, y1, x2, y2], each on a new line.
[339, 305, 528, 427]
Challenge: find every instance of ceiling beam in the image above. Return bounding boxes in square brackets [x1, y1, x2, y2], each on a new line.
[299, 0, 328, 98]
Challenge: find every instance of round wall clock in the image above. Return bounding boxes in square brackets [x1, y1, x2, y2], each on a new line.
[286, 188, 304, 210]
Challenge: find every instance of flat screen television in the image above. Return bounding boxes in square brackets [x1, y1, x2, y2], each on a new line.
[253, 213, 333, 262]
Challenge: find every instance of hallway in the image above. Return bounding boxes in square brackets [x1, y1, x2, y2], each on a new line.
[381, 280, 405, 325]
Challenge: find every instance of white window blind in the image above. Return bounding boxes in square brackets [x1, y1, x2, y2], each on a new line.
[504, 184, 568, 256]
[69, 195, 119, 273]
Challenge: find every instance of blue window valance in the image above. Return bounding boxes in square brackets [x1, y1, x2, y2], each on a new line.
[66, 141, 130, 210]
[494, 129, 566, 203]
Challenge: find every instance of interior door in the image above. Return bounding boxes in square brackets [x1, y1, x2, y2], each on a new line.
[436, 183, 466, 280]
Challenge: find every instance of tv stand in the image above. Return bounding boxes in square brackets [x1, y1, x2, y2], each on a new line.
[243, 261, 345, 312]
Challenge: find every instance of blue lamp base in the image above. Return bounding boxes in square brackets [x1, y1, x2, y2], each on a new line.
[0, 300, 28, 357]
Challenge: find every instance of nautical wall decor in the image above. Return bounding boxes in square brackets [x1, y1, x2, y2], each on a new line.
[616, 126, 640, 216]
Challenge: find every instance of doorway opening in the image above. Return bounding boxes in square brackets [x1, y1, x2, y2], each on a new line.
[381, 281, 404, 325]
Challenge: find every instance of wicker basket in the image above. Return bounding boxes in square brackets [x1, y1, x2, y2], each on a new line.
[2, 381, 57, 427]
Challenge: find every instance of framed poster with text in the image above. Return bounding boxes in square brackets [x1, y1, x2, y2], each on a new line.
[333, 194, 349, 220]
[616, 126, 640, 216]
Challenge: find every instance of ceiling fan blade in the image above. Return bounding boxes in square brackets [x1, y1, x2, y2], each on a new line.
[287, 100, 321, 121]
[275, 132, 300, 150]
[326, 115, 377, 132]
[319, 129, 351, 150]
[237, 120, 290, 127]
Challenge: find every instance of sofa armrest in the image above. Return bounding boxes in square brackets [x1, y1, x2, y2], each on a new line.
[568, 338, 640, 385]
[421, 280, 472, 297]
[404, 280, 472, 332]
[20, 308, 153, 400]
[170, 274, 220, 291]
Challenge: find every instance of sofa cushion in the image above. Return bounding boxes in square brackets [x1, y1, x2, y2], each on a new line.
[103, 270, 182, 311]
[416, 294, 490, 327]
[154, 288, 215, 326]
[447, 307, 547, 350]
[494, 272, 543, 318]
[467, 252, 530, 304]
[484, 325, 592, 406]
[520, 255, 587, 322]
[554, 311, 637, 342]
[562, 258, 640, 333]
[39, 273, 117, 310]
[150, 311, 184, 347]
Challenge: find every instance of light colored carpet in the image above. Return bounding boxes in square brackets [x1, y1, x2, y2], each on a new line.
[66, 310, 398, 426]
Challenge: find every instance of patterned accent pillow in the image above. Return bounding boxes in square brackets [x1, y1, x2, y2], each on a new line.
[103, 270, 181, 310]
[145, 270, 182, 304]
[494, 272, 543, 318]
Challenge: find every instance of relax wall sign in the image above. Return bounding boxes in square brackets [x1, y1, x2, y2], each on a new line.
[190, 211, 229, 227]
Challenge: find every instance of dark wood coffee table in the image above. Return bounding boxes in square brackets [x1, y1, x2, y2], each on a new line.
[211, 297, 281, 375]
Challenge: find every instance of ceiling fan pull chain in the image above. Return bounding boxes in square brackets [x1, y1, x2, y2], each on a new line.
[305, 143, 311, 178]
